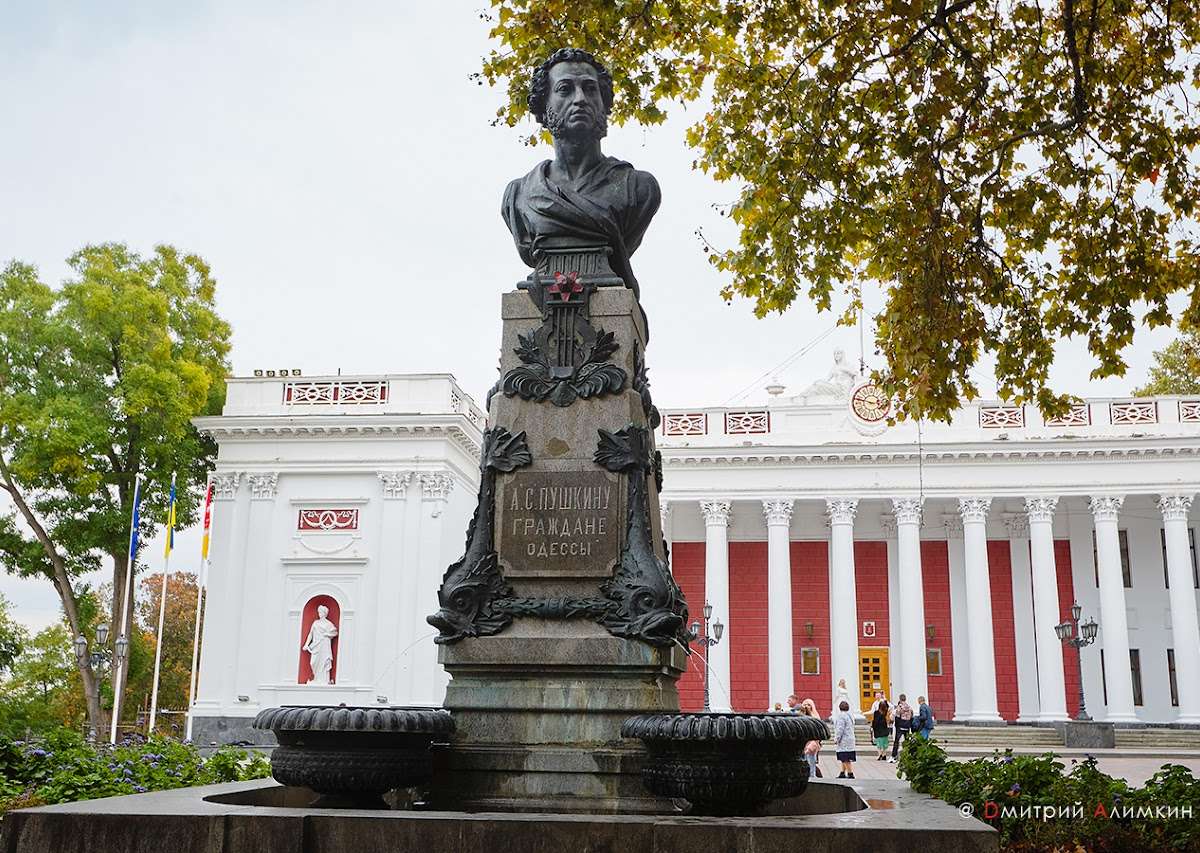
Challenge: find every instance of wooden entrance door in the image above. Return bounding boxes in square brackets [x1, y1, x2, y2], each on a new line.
[859, 648, 890, 710]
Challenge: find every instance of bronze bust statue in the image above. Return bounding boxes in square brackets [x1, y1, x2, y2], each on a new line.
[502, 48, 660, 299]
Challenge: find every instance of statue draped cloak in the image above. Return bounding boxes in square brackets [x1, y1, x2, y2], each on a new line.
[501, 156, 661, 300]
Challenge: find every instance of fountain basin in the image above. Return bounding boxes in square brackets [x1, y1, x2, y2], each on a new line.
[621, 712, 829, 815]
[0, 778, 998, 852]
[252, 706, 454, 808]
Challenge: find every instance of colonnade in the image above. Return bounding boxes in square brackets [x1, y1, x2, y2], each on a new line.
[661, 493, 1200, 723]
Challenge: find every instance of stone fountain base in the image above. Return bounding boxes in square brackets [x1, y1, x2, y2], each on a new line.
[0, 778, 998, 853]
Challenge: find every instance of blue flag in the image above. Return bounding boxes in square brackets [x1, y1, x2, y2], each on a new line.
[127, 476, 143, 560]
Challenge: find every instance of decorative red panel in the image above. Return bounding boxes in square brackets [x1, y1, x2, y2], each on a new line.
[724, 411, 770, 435]
[297, 508, 360, 531]
[671, 542, 706, 711]
[987, 540, 1020, 721]
[854, 541, 890, 646]
[662, 412, 708, 436]
[1055, 540, 1081, 718]
[791, 541, 831, 716]
[921, 541, 955, 721]
[728, 542, 769, 711]
[284, 380, 388, 405]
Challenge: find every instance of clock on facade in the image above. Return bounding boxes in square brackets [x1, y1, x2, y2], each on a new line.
[850, 382, 891, 423]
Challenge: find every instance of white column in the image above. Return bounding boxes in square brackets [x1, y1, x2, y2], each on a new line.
[1090, 496, 1138, 722]
[660, 501, 673, 573]
[826, 499, 861, 717]
[893, 498, 928, 704]
[763, 499, 795, 706]
[943, 515, 972, 720]
[700, 500, 733, 712]
[194, 472, 243, 713]
[1160, 494, 1200, 724]
[882, 514, 900, 696]
[410, 471, 454, 704]
[1026, 497, 1068, 721]
[959, 498, 1001, 721]
[375, 471, 412, 703]
[1005, 514, 1041, 722]
[236, 472, 279, 706]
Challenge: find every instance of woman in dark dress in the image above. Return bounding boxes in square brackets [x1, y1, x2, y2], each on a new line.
[871, 699, 891, 760]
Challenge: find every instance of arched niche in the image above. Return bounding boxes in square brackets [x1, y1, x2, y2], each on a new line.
[297, 594, 341, 684]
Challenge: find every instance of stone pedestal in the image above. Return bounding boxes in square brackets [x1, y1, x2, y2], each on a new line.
[1055, 720, 1116, 749]
[428, 277, 688, 812]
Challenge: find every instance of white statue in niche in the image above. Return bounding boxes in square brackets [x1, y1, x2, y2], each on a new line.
[796, 348, 859, 403]
[303, 605, 338, 685]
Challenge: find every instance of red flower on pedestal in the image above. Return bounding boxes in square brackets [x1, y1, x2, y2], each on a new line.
[549, 271, 583, 302]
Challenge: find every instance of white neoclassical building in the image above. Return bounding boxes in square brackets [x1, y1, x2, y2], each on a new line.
[189, 364, 1200, 742]
[189, 373, 484, 744]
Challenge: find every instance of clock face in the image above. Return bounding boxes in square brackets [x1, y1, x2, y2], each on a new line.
[850, 383, 890, 423]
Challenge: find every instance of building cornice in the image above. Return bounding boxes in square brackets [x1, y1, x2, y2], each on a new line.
[660, 436, 1200, 467]
[194, 413, 482, 457]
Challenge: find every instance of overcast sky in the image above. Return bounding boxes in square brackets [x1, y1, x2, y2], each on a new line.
[0, 1, 1183, 630]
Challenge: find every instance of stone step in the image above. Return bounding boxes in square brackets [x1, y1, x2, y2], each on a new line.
[1114, 730, 1200, 749]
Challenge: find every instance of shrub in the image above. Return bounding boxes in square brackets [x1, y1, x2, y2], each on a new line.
[0, 729, 270, 814]
[897, 736, 1199, 852]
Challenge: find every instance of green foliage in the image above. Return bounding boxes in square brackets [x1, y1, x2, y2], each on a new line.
[0, 243, 231, 732]
[0, 729, 269, 814]
[481, 1, 1200, 420]
[897, 736, 1200, 851]
[0, 594, 27, 675]
[1133, 328, 1200, 396]
[0, 625, 80, 736]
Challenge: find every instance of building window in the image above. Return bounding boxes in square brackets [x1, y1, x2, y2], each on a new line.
[799, 647, 820, 676]
[1160, 528, 1199, 589]
[1130, 649, 1143, 707]
[926, 648, 943, 676]
[1168, 649, 1179, 707]
[1092, 529, 1133, 588]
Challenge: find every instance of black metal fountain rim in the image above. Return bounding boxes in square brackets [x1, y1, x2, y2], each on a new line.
[621, 712, 828, 743]
[252, 705, 455, 735]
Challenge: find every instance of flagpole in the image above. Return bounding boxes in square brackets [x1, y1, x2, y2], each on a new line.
[184, 555, 208, 742]
[148, 473, 176, 735]
[185, 481, 214, 742]
[110, 473, 143, 744]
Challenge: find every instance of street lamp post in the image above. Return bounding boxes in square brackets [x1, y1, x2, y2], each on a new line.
[687, 601, 725, 712]
[74, 623, 129, 741]
[1054, 601, 1099, 722]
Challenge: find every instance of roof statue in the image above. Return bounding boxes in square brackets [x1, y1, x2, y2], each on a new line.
[794, 348, 859, 405]
[501, 48, 660, 300]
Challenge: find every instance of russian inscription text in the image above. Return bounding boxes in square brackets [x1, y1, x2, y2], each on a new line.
[498, 470, 621, 575]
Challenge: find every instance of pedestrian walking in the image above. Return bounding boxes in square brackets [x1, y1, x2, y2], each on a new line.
[797, 698, 822, 778]
[890, 693, 913, 762]
[833, 700, 856, 779]
[871, 697, 891, 760]
[915, 696, 936, 739]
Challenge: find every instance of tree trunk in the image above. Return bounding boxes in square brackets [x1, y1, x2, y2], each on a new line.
[0, 451, 104, 736]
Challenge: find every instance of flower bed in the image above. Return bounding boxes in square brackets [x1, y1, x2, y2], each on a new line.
[0, 728, 269, 814]
[896, 734, 1200, 852]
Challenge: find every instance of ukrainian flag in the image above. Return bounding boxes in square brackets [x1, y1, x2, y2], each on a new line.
[164, 475, 177, 558]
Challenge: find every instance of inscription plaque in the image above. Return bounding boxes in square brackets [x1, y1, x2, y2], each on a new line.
[497, 470, 622, 577]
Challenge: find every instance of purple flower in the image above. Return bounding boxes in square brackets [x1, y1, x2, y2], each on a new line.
[30, 748, 47, 758]
[1010, 783, 1021, 794]
[133, 785, 147, 793]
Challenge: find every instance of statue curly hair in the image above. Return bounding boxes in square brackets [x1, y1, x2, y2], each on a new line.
[527, 47, 614, 126]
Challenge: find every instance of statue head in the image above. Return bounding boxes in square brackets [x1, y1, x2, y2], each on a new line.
[316, 605, 329, 619]
[528, 47, 613, 142]
[833, 347, 846, 364]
